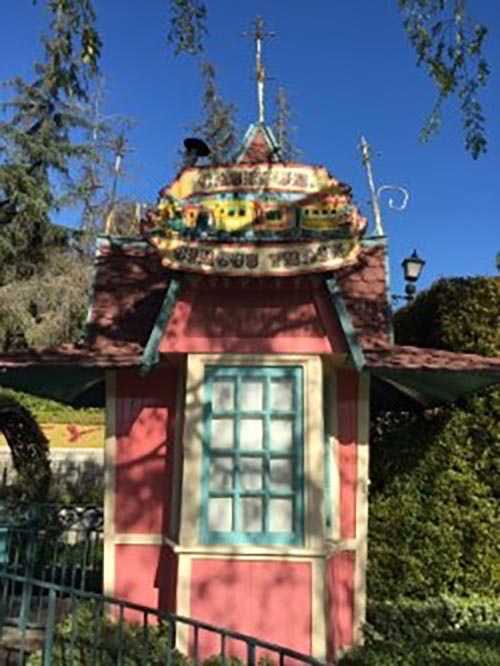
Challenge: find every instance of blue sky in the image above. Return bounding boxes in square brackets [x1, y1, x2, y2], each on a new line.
[1, 1, 499, 298]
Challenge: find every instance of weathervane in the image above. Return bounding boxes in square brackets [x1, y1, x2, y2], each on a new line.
[360, 135, 409, 237]
[243, 15, 275, 124]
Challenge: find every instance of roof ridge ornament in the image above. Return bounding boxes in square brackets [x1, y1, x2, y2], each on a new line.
[360, 135, 409, 237]
[243, 15, 275, 124]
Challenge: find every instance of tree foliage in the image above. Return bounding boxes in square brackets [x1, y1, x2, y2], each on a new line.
[167, 0, 207, 56]
[0, 250, 92, 351]
[394, 276, 499, 357]
[341, 596, 500, 665]
[190, 62, 238, 165]
[0, 394, 52, 502]
[272, 86, 301, 162]
[0, 0, 101, 281]
[164, 0, 490, 159]
[398, 0, 489, 158]
[368, 277, 500, 600]
[76, 91, 135, 243]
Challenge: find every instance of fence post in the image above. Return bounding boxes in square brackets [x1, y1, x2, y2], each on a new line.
[247, 640, 257, 666]
[43, 586, 57, 665]
[18, 575, 33, 664]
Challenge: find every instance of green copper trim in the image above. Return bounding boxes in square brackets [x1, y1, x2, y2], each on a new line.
[372, 368, 500, 405]
[325, 277, 366, 372]
[322, 374, 333, 532]
[234, 122, 281, 163]
[96, 236, 149, 250]
[140, 276, 183, 374]
[361, 235, 388, 247]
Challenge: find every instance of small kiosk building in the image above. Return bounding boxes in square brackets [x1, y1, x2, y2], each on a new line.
[0, 45, 499, 660]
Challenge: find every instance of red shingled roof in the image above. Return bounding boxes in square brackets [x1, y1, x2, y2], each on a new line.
[86, 241, 170, 352]
[365, 344, 500, 373]
[334, 242, 392, 349]
[1, 239, 498, 406]
[0, 344, 141, 367]
[85, 238, 392, 355]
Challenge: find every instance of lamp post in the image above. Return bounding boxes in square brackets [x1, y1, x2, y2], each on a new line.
[401, 249, 425, 302]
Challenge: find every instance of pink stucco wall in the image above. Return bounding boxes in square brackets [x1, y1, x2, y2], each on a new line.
[337, 370, 358, 540]
[114, 544, 178, 620]
[115, 367, 178, 535]
[160, 280, 347, 354]
[327, 550, 355, 656]
[190, 558, 312, 660]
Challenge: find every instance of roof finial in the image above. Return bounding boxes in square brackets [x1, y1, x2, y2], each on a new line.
[243, 15, 275, 124]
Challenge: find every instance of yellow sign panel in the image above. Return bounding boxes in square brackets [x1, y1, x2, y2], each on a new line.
[0, 423, 104, 450]
[151, 235, 360, 276]
[167, 163, 335, 199]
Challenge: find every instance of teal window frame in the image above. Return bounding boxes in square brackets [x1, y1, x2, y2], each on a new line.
[200, 365, 304, 546]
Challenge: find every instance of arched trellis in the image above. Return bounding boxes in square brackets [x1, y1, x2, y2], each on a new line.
[0, 396, 51, 502]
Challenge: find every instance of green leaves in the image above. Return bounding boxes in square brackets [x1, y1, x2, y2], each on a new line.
[272, 86, 301, 162]
[369, 277, 500, 602]
[167, 0, 207, 56]
[340, 597, 500, 665]
[394, 277, 500, 357]
[0, 250, 92, 350]
[190, 61, 238, 165]
[0, 0, 104, 282]
[399, 0, 489, 158]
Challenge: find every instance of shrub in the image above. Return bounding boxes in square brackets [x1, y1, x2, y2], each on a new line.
[0, 387, 103, 425]
[340, 596, 500, 666]
[393, 276, 499, 357]
[368, 277, 500, 600]
[27, 602, 190, 666]
[368, 391, 500, 600]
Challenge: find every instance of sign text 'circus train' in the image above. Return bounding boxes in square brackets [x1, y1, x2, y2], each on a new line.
[140, 161, 368, 276]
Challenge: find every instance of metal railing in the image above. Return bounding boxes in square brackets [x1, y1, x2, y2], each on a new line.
[0, 572, 325, 665]
[0, 505, 103, 593]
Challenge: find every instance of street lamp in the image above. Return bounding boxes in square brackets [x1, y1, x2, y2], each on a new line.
[401, 249, 425, 302]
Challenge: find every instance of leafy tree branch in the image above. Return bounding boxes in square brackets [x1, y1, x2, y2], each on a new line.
[398, 0, 489, 158]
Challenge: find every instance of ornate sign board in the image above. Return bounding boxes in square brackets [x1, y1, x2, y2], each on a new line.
[166, 163, 337, 199]
[148, 234, 360, 276]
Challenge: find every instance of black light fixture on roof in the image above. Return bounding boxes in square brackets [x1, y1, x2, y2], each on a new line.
[401, 249, 425, 302]
[183, 137, 211, 168]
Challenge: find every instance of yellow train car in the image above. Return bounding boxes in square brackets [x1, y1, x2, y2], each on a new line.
[182, 198, 258, 232]
[300, 199, 353, 231]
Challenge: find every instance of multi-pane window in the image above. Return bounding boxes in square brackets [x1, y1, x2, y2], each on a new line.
[200, 366, 304, 545]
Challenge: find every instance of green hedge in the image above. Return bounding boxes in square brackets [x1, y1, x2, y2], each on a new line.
[369, 277, 500, 601]
[368, 390, 500, 600]
[340, 596, 500, 666]
[394, 276, 499, 357]
[0, 387, 103, 425]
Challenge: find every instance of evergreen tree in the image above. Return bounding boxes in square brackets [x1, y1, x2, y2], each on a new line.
[273, 85, 300, 162]
[74, 84, 135, 245]
[0, 0, 101, 283]
[190, 62, 238, 165]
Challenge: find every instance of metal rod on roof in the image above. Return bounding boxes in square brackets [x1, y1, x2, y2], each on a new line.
[360, 135, 384, 237]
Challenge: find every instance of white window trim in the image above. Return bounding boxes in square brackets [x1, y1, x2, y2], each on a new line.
[179, 354, 325, 552]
